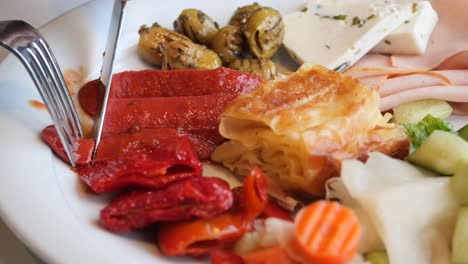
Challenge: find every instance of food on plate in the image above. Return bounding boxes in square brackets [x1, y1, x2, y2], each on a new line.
[459, 124, 468, 141]
[364, 251, 389, 264]
[77, 136, 202, 193]
[452, 207, 468, 264]
[242, 246, 298, 264]
[210, 249, 245, 264]
[210, 25, 244, 64]
[229, 3, 262, 27]
[40, 125, 94, 165]
[100, 177, 233, 232]
[338, 152, 458, 264]
[392, 99, 452, 124]
[371, 1, 439, 55]
[408, 130, 468, 175]
[402, 114, 454, 149]
[451, 163, 468, 205]
[243, 7, 285, 59]
[161, 39, 222, 70]
[137, 23, 190, 66]
[157, 167, 268, 256]
[228, 58, 277, 80]
[292, 201, 361, 264]
[283, 0, 414, 71]
[212, 65, 408, 197]
[173, 9, 219, 45]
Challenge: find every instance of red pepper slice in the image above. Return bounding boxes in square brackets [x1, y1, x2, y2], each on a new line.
[261, 200, 294, 222]
[210, 249, 245, 264]
[95, 128, 215, 161]
[100, 177, 233, 232]
[40, 125, 94, 165]
[157, 167, 268, 257]
[102, 93, 236, 143]
[77, 137, 202, 193]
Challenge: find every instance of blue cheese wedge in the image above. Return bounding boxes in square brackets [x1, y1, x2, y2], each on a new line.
[283, 0, 413, 71]
[372, 1, 438, 55]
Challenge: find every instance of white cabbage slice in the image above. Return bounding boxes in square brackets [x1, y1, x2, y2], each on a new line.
[335, 152, 458, 264]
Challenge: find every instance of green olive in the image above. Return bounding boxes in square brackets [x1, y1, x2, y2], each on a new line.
[137, 23, 189, 66]
[162, 39, 222, 70]
[210, 25, 244, 65]
[243, 7, 285, 59]
[228, 58, 277, 80]
[229, 3, 262, 27]
[174, 9, 219, 45]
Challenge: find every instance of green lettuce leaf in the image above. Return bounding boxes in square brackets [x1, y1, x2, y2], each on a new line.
[403, 114, 455, 149]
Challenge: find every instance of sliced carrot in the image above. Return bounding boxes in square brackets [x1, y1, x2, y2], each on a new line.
[243, 246, 298, 264]
[292, 201, 361, 264]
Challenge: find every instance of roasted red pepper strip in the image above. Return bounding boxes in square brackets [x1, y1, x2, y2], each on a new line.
[95, 128, 215, 161]
[261, 200, 294, 222]
[78, 68, 262, 116]
[40, 125, 94, 165]
[77, 137, 202, 193]
[100, 177, 233, 232]
[210, 249, 245, 264]
[157, 167, 268, 256]
[102, 93, 236, 142]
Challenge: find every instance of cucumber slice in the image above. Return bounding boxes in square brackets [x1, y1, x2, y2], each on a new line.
[393, 99, 452, 124]
[451, 162, 468, 205]
[407, 130, 468, 175]
[458, 124, 468, 142]
[452, 207, 468, 264]
[364, 251, 389, 264]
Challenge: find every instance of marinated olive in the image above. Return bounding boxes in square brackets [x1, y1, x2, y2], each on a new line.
[210, 25, 244, 65]
[174, 9, 219, 45]
[228, 58, 277, 80]
[229, 3, 262, 27]
[162, 40, 222, 70]
[243, 7, 285, 59]
[137, 23, 190, 66]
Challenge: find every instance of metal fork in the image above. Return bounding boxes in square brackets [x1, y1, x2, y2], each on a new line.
[0, 20, 83, 167]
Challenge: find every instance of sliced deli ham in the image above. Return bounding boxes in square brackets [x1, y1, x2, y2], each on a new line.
[381, 86, 468, 111]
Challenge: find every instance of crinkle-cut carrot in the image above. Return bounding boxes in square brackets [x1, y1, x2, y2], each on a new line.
[243, 246, 298, 264]
[292, 201, 361, 264]
[345, 67, 452, 85]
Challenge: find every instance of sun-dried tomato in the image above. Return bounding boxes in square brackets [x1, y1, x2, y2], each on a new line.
[100, 177, 232, 232]
[157, 167, 268, 257]
[40, 125, 94, 165]
[77, 137, 202, 193]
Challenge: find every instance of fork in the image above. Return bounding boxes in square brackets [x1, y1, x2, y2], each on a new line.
[0, 20, 83, 167]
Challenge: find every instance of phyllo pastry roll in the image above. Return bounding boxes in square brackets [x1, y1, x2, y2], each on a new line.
[212, 65, 408, 197]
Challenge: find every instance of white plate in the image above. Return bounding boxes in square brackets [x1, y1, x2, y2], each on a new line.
[0, 0, 467, 263]
[0, 0, 305, 263]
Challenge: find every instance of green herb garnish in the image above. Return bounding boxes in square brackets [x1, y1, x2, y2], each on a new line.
[403, 114, 455, 149]
[333, 14, 347, 20]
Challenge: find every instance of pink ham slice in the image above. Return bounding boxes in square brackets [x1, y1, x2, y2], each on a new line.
[379, 70, 468, 97]
[435, 51, 468, 70]
[381, 86, 468, 111]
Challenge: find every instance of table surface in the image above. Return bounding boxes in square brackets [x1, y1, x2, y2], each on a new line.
[0, 1, 90, 262]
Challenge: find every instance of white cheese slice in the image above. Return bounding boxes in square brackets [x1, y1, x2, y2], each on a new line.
[283, 0, 413, 71]
[372, 1, 439, 55]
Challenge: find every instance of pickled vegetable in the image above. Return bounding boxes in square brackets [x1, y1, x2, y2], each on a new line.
[452, 207, 468, 264]
[229, 3, 262, 27]
[228, 58, 277, 80]
[393, 99, 453, 124]
[451, 162, 468, 205]
[243, 7, 285, 59]
[162, 40, 222, 70]
[211, 25, 244, 64]
[458, 124, 468, 141]
[174, 9, 219, 45]
[137, 23, 189, 66]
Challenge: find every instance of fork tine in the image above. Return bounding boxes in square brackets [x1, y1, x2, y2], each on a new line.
[19, 47, 77, 167]
[37, 39, 83, 137]
[27, 43, 77, 151]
